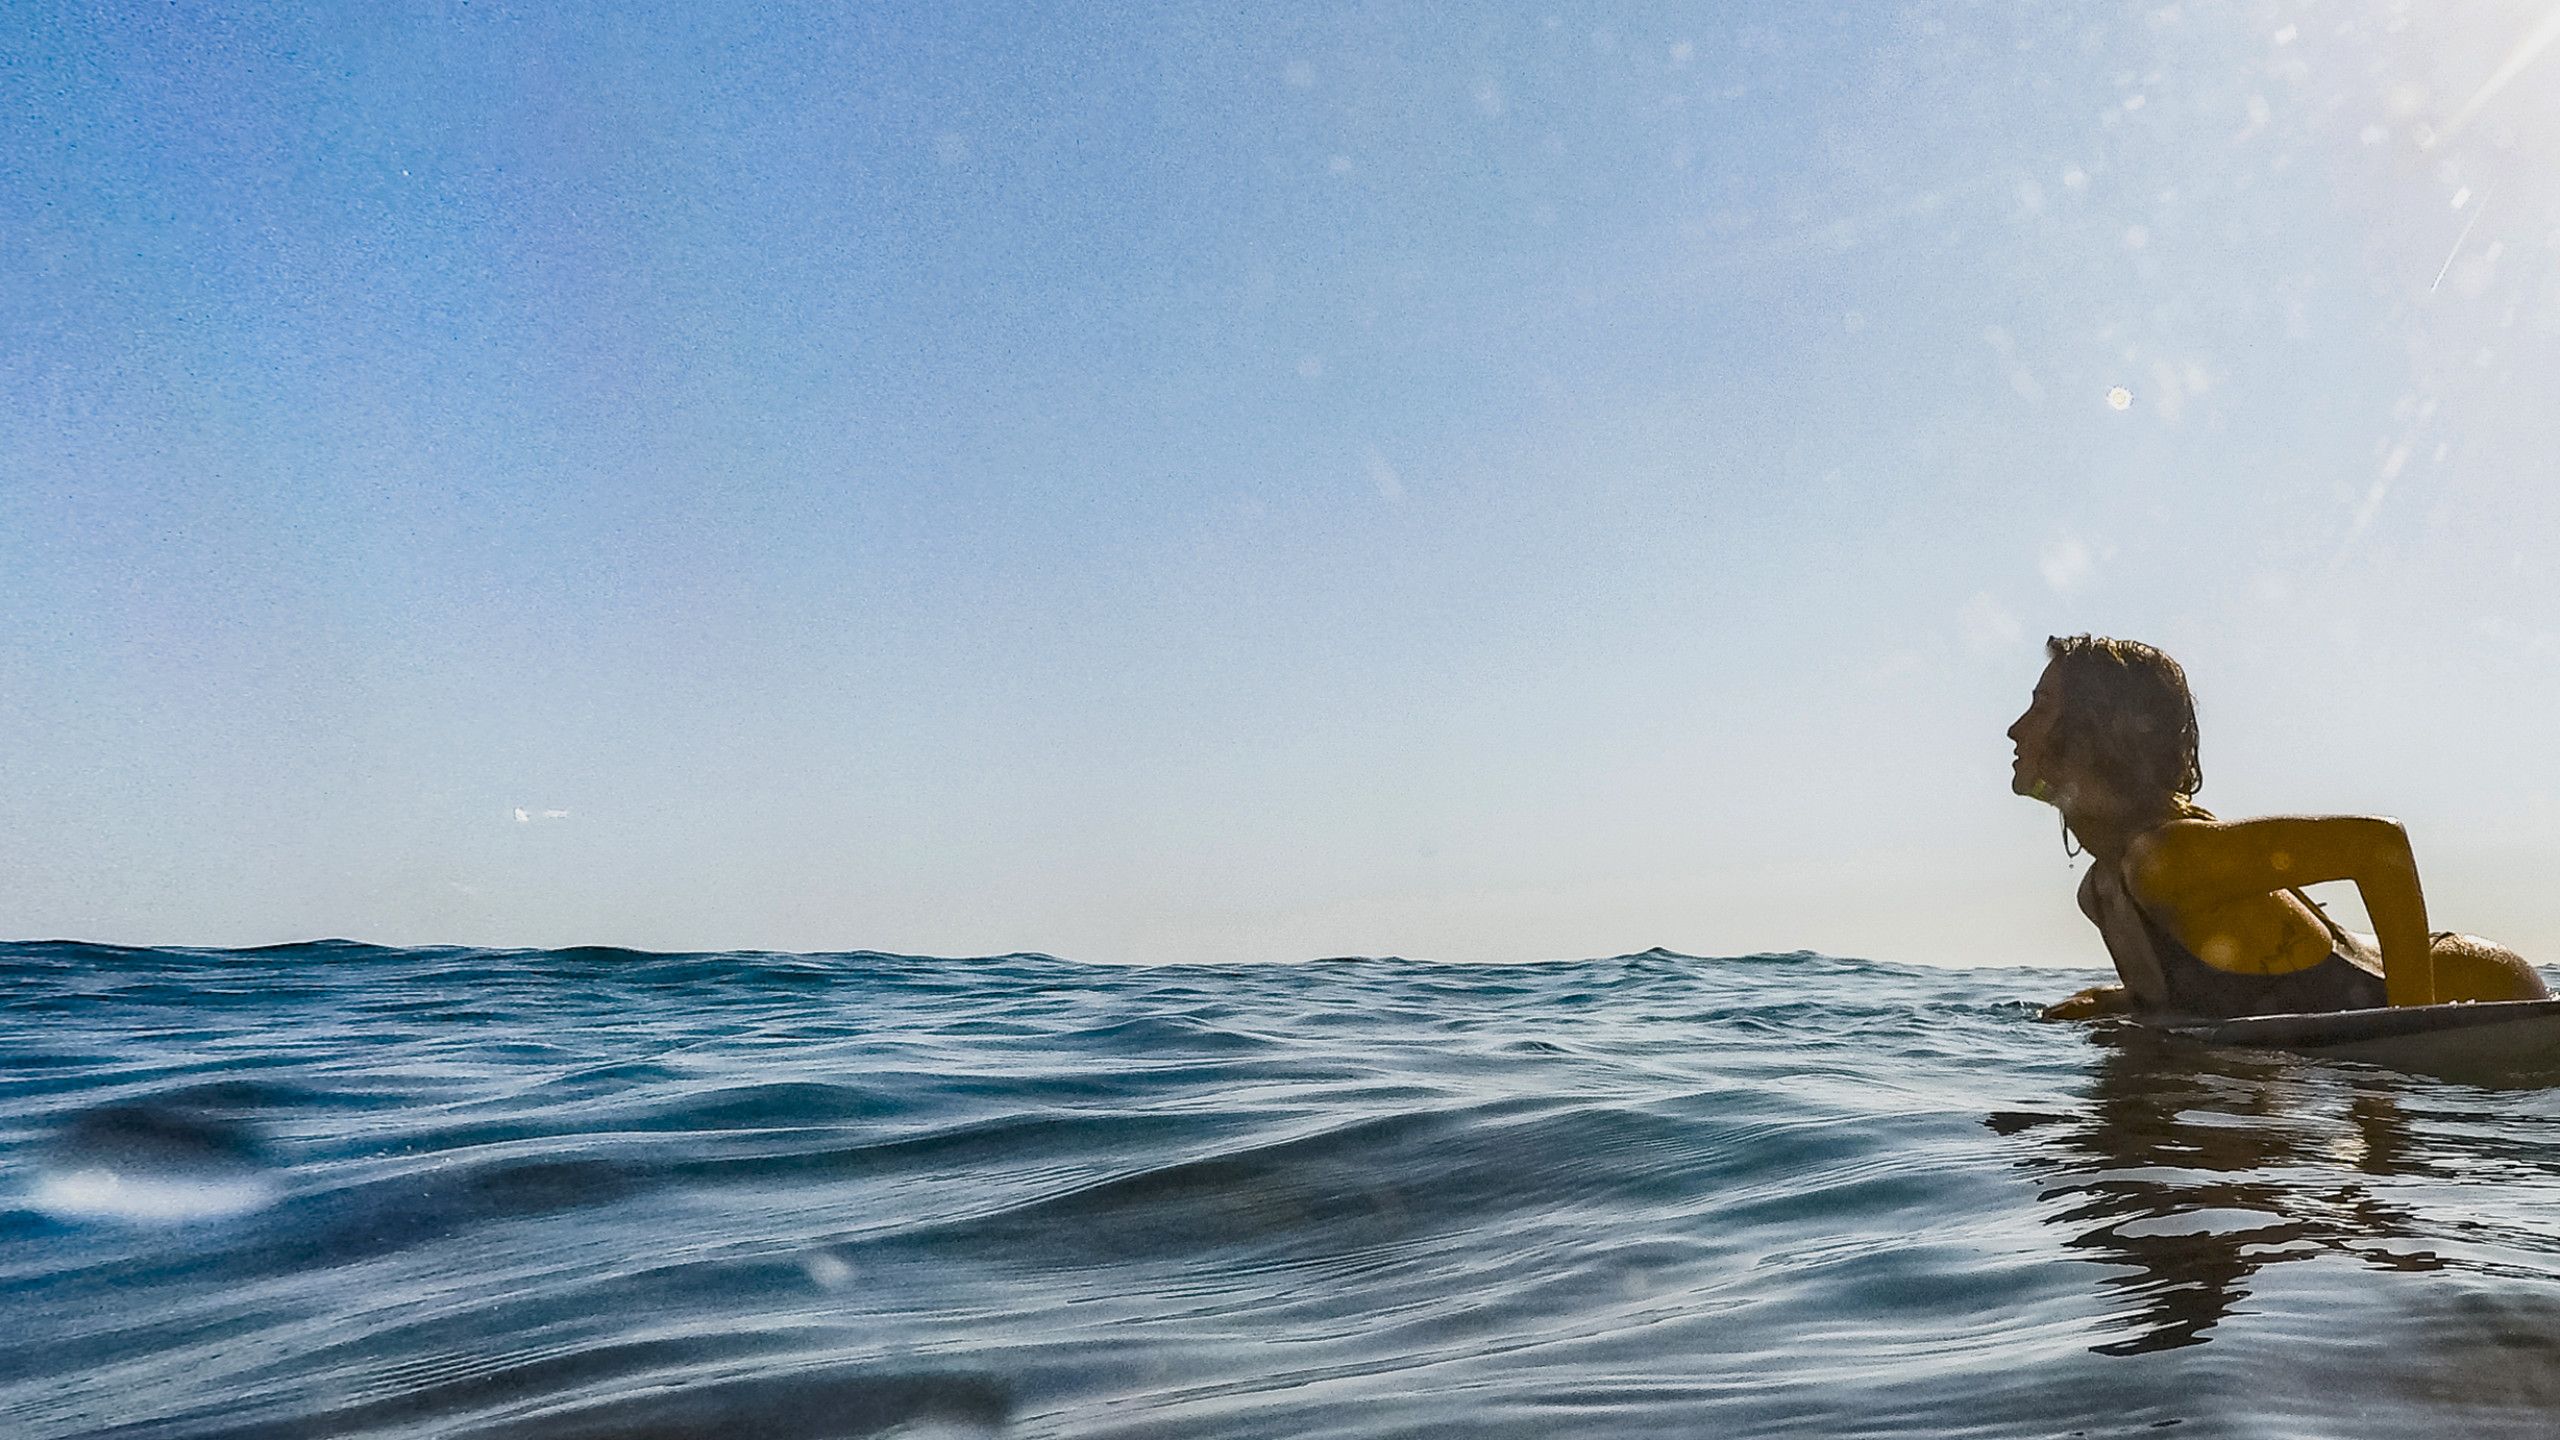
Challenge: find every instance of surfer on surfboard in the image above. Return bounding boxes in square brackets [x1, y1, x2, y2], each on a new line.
[2011, 634, 2549, 1020]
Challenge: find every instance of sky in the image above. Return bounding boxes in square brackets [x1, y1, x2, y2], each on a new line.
[7, 0, 2560, 967]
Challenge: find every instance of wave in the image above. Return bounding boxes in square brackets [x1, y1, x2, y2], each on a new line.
[11, 943, 2560, 1437]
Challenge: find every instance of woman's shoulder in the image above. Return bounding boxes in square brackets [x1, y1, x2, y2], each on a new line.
[2123, 812, 2219, 876]
[2138, 811, 2401, 854]
[2128, 811, 2411, 903]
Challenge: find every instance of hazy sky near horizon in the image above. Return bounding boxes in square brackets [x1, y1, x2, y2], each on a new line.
[8, 1, 2560, 966]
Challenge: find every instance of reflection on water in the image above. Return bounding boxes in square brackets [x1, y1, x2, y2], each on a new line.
[1993, 1023, 2544, 1356]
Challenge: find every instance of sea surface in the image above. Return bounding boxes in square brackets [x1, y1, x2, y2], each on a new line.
[9, 942, 2560, 1438]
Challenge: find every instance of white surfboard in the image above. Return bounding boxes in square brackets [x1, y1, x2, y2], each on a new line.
[2160, 998, 2560, 1077]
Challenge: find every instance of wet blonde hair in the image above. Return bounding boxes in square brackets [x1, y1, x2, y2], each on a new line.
[2044, 634, 2203, 811]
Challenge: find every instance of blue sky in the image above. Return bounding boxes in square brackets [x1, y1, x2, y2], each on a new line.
[7, 1, 2560, 965]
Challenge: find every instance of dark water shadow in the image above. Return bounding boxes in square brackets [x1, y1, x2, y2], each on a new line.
[1988, 1023, 2459, 1356]
[449, 1368, 1010, 1440]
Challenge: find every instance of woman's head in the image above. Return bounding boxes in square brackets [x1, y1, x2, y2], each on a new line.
[2008, 635, 2201, 816]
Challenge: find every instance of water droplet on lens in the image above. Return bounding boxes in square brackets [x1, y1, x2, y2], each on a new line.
[31, 1104, 280, 1224]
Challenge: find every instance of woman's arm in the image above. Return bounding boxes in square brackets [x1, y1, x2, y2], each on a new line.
[2132, 816, 2434, 1005]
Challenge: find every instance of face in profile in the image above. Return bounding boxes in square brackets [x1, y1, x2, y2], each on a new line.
[2007, 661, 2066, 800]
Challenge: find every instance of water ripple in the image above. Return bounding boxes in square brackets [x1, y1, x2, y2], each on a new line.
[8, 944, 2560, 1436]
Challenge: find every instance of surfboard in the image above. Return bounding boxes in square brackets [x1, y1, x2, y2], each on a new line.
[2159, 998, 2560, 1077]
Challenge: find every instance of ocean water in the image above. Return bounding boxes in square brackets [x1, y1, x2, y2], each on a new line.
[8, 944, 2560, 1438]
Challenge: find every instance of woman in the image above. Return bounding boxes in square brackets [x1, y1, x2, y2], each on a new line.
[2012, 634, 2548, 1020]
